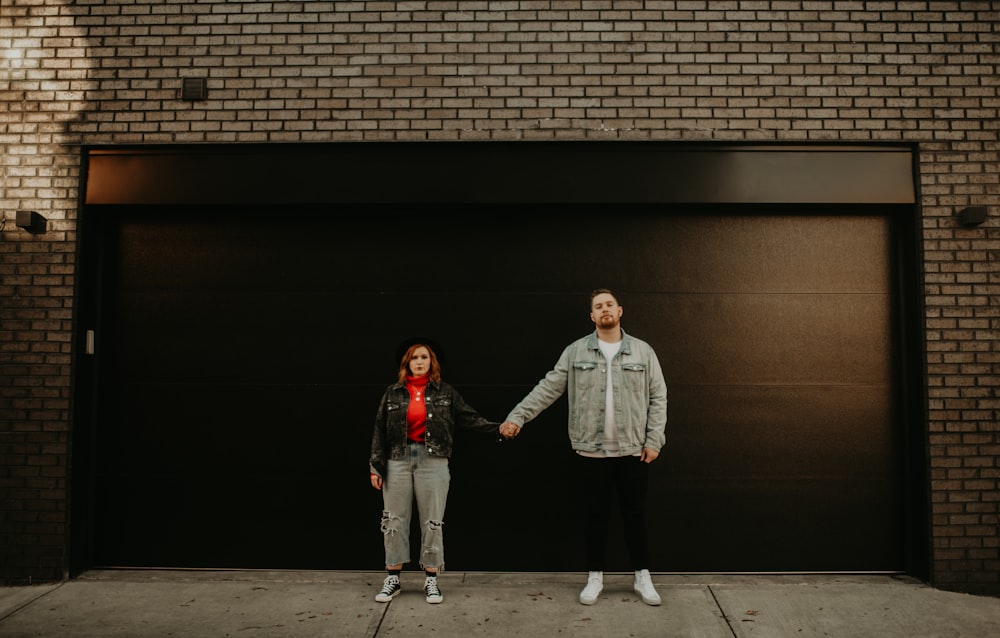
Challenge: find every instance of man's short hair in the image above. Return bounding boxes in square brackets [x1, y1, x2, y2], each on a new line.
[590, 288, 619, 306]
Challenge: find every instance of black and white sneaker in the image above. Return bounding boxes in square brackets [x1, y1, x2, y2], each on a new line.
[375, 575, 401, 602]
[424, 576, 443, 604]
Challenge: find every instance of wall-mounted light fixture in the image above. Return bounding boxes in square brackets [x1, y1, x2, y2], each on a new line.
[16, 210, 47, 234]
[181, 78, 207, 101]
[957, 206, 987, 227]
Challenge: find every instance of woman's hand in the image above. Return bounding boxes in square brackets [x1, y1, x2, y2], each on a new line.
[370, 473, 383, 490]
[499, 421, 521, 438]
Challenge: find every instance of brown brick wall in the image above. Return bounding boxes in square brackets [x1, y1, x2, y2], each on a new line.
[1, 1, 997, 593]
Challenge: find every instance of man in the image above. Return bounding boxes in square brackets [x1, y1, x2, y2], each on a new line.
[500, 288, 667, 606]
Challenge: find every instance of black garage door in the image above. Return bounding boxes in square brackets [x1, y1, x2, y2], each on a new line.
[72, 143, 926, 576]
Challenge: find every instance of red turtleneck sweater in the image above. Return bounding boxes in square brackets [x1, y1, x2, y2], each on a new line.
[405, 375, 429, 443]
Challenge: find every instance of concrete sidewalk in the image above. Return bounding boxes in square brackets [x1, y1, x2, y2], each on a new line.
[1, 570, 999, 637]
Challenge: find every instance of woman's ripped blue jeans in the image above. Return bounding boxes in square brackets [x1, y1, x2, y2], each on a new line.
[380, 442, 450, 570]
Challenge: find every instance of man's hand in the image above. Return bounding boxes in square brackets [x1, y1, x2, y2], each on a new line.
[640, 448, 659, 463]
[499, 421, 522, 438]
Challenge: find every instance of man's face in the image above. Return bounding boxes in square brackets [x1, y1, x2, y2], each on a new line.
[590, 293, 622, 329]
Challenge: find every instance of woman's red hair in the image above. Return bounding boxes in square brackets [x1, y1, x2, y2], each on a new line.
[397, 343, 442, 384]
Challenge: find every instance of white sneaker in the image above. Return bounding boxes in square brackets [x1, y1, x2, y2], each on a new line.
[633, 569, 661, 606]
[579, 571, 603, 605]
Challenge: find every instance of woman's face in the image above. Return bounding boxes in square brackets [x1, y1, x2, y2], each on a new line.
[408, 346, 431, 378]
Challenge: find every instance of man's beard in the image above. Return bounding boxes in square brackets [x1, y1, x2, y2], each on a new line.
[597, 314, 619, 328]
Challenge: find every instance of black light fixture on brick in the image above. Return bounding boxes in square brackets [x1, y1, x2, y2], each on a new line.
[181, 77, 207, 101]
[957, 206, 987, 227]
[16, 210, 47, 234]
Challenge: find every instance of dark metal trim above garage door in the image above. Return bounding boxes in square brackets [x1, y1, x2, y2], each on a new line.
[83, 142, 916, 205]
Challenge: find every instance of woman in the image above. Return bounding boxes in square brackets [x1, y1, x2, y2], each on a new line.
[369, 340, 502, 604]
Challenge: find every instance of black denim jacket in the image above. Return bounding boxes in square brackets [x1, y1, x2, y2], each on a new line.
[369, 380, 499, 476]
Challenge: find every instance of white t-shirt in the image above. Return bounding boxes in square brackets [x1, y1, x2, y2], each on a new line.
[578, 338, 623, 458]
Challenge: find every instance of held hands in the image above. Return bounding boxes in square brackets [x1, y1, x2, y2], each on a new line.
[499, 421, 522, 439]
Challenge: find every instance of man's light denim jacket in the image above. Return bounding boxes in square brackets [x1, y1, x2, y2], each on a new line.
[505, 329, 667, 455]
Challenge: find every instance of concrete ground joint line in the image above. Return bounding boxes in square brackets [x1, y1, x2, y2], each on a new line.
[0, 582, 66, 624]
[707, 585, 739, 638]
[364, 598, 391, 638]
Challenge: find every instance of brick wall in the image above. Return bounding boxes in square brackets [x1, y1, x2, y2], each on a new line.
[1, 1, 997, 594]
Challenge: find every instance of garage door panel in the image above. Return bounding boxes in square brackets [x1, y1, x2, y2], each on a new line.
[658, 476, 901, 571]
[97, 474, 377, 569]
[114, 289, 891, 388]
[666, 384, 896, 478]
[636, 293, 892, 386]
[113, 210, 626, 294]
[115, 290, 400, 383]
[114, 211, 889, 295]
[639, 215, 890, 294]
[105, 383, 378, 476]
[115, 289, 587, 384]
